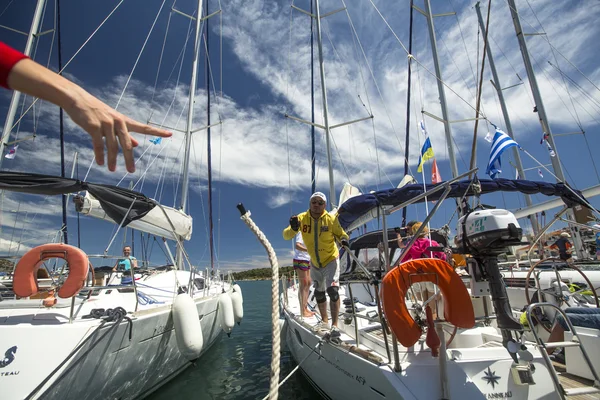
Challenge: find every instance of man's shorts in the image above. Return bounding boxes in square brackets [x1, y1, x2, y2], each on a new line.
[556, 307, 600, 331]
[293, 259, 310, 271]
[310, 259, 339, 292]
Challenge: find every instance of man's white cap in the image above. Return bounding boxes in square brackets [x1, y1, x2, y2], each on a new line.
[560, 231, 571, 238]
[310, 192, 327, 203]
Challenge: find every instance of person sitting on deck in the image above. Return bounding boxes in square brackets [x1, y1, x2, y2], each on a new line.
[397, 222, 447, 263]
[397, 222, 448, 318]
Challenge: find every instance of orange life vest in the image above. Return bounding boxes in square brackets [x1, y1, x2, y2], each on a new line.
[13, 243, 89, 299]
[381, 258, 475, 348]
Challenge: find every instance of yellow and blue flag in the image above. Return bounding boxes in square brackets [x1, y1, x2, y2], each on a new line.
[417, 137, 434, 173]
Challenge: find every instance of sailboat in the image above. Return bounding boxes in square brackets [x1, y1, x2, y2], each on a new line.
[0, 1, 243, 399]
[278, 1, 600, 399]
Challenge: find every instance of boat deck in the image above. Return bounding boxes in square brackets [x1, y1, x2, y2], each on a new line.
[554, 362, 600, 400]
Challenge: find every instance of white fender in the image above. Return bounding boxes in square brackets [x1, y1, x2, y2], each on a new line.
[172, 293, 203, 361]
[219, 292, 235, 335]
[230, 284, 244, 325]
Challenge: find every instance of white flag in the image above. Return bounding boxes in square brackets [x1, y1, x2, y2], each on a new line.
[485, 132, 493, 143]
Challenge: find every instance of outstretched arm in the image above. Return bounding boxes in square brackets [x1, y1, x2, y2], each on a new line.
[3, 43, 172, 173]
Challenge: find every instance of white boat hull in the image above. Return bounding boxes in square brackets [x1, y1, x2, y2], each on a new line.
[282, 284, 561, 400]
[0, 271, 236, 399]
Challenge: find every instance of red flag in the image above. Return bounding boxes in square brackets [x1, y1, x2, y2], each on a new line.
[431, 159, 442, 184]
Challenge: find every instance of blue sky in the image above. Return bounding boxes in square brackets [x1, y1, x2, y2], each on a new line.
[1, 0, 600, 271]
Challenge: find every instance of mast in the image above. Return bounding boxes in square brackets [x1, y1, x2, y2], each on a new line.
[310, 0, 316, 195]
[506, 0, 584, 257]
[0, 0, 46, 170]
[422, 0, 459, 179]
[205, 0, 215, 274]
[402, 0, 415, 227]
[178, 0, 204, 269]
[475, 2, 539, 234]
[57, 0, 68, 244]
[313, 0, 336, 208]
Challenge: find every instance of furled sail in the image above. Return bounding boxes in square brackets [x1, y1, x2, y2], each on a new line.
[75, 192, 193, 241]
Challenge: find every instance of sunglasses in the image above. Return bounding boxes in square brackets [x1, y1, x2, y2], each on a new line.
[311, 200, 325, 205]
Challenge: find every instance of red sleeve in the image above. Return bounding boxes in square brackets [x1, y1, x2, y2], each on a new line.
[0, 41, 29, 89]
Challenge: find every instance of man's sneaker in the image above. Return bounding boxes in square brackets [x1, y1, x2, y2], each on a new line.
[314, 321, 330, 332]
[330, 326, 341, 339]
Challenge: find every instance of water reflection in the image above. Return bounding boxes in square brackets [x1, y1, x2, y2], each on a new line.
[149, 280, 320, 400]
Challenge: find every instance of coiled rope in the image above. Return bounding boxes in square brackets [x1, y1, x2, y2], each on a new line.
[237, 204, 280, 400]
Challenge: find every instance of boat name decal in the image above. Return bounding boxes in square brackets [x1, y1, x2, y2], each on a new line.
[486, 392, 512, 399]
[322, 355, 366, 385]
[0, 346, 17, 368]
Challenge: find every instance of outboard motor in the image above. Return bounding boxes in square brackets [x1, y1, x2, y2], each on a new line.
[456, 208, 525, 361]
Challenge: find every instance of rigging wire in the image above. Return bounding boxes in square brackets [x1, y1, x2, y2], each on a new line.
[10, 0, 128, 133]
[504, 0, 600, 95]
[367, 0, 487, 121]
[341, 0, 405, 157]
[84, 0, 169, 181]
[468, 0, 492, 176]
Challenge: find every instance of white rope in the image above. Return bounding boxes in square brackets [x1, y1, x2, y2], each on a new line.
[239, 209, 280, 400]
[260, 340, 323, 400]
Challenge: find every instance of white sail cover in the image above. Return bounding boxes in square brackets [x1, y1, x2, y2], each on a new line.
[77, 192, 193, 240]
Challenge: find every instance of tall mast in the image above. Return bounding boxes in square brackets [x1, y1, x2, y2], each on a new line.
[475, 2, 539, 234]
[402, 0, 415, 227]
[0, 0, 46, 169]
[313, 0, 336, 208]
[57, 0, 68, 244]
[205, 0, 215, 274]
[310, 0, 316, 195]
[178, 0, 204, 268]
[422, 0, 459, 179]
[506, 0, 583, 256]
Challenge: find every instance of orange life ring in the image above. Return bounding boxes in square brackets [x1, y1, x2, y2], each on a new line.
[381, 258, 475, 348]
[13, 243, 89, 299]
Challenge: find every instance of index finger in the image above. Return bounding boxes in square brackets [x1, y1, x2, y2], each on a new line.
[125, 118, 173, 138]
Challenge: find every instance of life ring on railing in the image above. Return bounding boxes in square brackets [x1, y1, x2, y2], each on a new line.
[381, 258, 475, 348]
[13, 243, 89, 299]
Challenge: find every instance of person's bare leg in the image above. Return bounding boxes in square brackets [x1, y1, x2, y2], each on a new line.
[298, 269, 314, 317]
[330, 298, 340, 328]
[318, 301, 328, 324]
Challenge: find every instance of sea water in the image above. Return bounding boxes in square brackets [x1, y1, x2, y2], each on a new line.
[149, 280, 320, 400]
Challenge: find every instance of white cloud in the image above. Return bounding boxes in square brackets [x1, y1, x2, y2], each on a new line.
[2, 0, 600, 258]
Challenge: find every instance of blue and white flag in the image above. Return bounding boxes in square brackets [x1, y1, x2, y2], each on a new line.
[149, 137, 162, 145]
[486, 128, 520, 179]
[419, 120, 427, 136]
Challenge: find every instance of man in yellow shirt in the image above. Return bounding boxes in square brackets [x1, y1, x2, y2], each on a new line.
[283, 192, 349, 333]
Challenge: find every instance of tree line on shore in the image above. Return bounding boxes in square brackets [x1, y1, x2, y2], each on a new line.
[231, 265, 295, 281]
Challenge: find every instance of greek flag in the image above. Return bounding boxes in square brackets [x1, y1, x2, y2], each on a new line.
[486, 128, 520, 179]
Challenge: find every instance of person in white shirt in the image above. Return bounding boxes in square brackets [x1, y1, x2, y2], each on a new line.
[293, 231, 315, 317]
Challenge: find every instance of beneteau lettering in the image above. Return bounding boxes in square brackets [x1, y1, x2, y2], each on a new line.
[487, 391, 512, 399]
[0, 370, 20, 376]
[322, 356, 366, 385]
